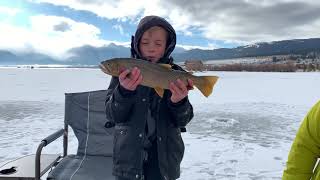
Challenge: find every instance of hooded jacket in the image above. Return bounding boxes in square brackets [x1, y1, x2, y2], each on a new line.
[105, 16, 194, 180]
[282, 101, 320, 180]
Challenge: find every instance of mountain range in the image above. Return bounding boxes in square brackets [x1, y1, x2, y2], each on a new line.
[1, 38, 320, 65]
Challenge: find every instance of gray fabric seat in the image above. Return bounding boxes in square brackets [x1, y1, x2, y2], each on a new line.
[47, 90, 115, 180]
[47, 155, 113, 180]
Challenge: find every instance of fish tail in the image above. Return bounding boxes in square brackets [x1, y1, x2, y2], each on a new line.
[193, 76, 219, 97]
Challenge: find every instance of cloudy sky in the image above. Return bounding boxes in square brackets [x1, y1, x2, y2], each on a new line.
[0, 0, 319, 59]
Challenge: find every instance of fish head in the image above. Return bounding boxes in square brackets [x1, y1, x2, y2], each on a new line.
[100, 59, 121, 76]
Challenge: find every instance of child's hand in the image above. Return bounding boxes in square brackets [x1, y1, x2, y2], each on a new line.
[119, 67, 143, 91]
[169, 79, 193, 103]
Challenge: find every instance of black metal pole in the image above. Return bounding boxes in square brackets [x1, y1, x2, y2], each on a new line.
[35, 141, 46, 180]
[63, 123, 68, 157]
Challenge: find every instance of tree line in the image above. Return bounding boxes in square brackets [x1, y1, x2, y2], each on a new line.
[185, 61, 320, 72]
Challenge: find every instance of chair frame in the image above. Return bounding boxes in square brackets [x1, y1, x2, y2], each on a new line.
[34, 109, 69, 180]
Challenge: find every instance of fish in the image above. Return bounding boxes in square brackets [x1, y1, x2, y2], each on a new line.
[100, 58, 219, 97]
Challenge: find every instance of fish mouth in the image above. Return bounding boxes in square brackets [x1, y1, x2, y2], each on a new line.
[100, 63, 111, 74]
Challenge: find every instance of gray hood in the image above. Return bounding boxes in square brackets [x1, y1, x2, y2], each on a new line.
[130, 15, 176, 64]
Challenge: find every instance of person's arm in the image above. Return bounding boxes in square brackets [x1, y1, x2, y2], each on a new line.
[166, 63, 194, 127]
[105, 76, 136, 123]
[283, 101, 320, 180]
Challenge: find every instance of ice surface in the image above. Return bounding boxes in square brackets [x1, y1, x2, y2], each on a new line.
[0, 68, 319, 179]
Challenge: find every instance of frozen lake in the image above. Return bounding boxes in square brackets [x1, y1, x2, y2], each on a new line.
[0, 68, 319, 179]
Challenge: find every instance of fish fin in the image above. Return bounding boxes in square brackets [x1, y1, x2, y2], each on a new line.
[194, 76, 219, 97]
[159, 64, 172, 69]
[154, 87, 164, 98]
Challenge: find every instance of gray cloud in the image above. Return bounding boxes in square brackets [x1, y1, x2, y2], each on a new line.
[162, 0, 320, 43]
[76, 0, 107, 5]
[36, 0, 320, 44]
[53, 21, 71, 32]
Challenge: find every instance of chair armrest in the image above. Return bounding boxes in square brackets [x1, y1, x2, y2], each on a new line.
[42, 129, 64, 146]
[35, 129, 64, 180]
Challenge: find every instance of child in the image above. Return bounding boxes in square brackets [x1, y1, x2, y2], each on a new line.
[105, 15, 194, 180]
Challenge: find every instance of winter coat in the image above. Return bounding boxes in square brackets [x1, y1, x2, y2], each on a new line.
[282, 101, 320, 180]
[106, 71, 193, 180]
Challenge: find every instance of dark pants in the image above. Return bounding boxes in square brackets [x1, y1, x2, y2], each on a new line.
[116, 141, 164, 180]
[143, 141, 163, 180]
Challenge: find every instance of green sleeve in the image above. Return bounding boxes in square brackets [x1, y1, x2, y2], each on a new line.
[283, 101, 320, 180]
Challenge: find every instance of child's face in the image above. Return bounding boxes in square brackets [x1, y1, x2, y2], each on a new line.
[139, 26, 167, 63]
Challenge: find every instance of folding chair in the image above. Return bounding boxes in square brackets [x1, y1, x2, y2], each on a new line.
[0, 90, 115, 180]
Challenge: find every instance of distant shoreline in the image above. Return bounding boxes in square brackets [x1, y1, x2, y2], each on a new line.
[1, 55, 319, 72]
